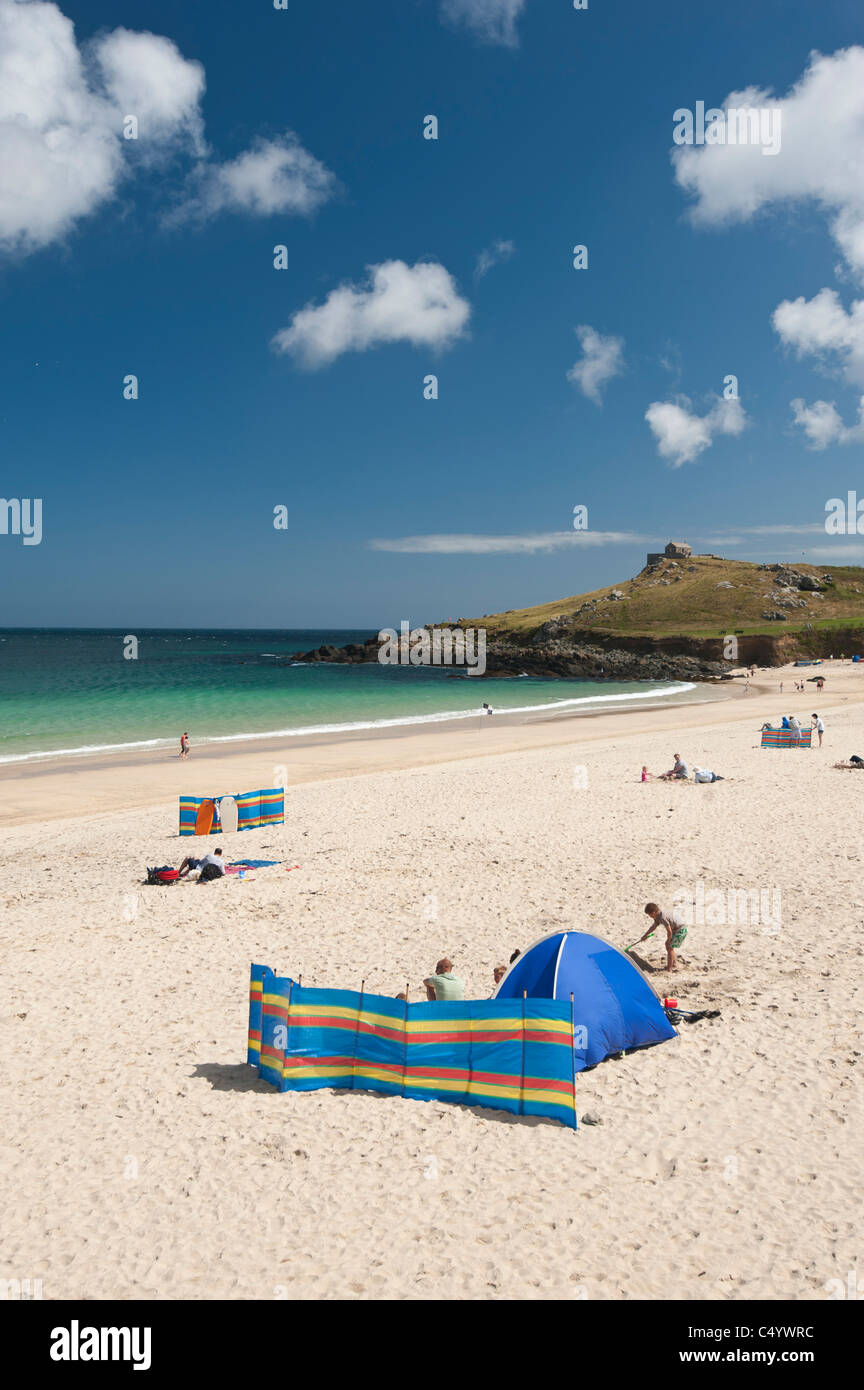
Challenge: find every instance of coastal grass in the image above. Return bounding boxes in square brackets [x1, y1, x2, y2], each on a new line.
[469, 556, 864, 641]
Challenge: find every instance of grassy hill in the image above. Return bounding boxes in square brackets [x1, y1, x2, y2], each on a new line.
[469, 554, 864, 643]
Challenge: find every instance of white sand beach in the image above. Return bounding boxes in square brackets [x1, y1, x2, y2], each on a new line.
[1, 661, 862, 1300]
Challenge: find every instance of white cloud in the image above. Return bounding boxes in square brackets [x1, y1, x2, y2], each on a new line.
[672, 47, 864, 279]
[0, 0, 203, 253]
[369, 531, 656, 555]
[95, 27, 205, 152]
[475, 238, 515, 280]
[0, 0, 334, 256]
[772, 288, 864, 385]
[566, 325, 625, 405]
[726, 523, 825, 535]
[800, 546, 864, 561]
[440, 0, 527, 47]
[173, 134, 337, 222]
[271, 260, 471, 368]
[645, 395, 747, 467]
[790, 395, 864, 449]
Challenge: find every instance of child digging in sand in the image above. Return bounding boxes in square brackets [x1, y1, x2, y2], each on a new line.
[638, 902, 688, 972]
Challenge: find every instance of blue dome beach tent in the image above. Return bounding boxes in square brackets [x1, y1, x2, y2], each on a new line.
[493, 930, 677, 1072]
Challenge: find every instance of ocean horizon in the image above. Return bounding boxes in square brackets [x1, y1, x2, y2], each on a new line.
[0, 628, 706, 766]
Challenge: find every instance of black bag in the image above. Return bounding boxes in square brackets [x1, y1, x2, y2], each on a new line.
[198, 863, 223, 882]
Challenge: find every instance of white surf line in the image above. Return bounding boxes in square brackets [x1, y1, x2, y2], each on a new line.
[0, 683, 696, 765]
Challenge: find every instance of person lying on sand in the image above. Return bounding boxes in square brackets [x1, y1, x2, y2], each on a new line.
[693, 767, 725, 783]
[424, 957, 465, 1001]
[178, 855, 202, 878]
[638, 902, 687, 972]
[659, 753, 689, 781]
[833, 755, 864, 769]
[197, 849, 225, 882]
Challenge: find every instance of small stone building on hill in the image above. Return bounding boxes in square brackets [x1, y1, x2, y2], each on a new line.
[646, 540, 693, 566]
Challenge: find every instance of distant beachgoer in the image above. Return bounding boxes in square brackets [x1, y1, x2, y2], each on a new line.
[781, 715, 790, 730]
[197, 849, 225, 882]
[817, 677, 825, 692]
[492, 964, 507, 988]
[509, 949, 521, 964]
[178, 855, 203, 878]
[639, 902, 687, 973]
[693, 768, 724, 783]
[424, 958, 464, 1001]
[812, 714, 824, 747]
[659, 753, 689, 781]
[180, 732, 189, 759]
[788, 715, 802, 745]
[641, 765, 651, 782]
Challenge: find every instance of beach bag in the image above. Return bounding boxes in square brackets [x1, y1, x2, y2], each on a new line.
[146, 866, 179, 885]
[198, 863, 222, 882]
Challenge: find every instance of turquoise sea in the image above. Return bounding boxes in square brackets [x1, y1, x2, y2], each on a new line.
[0, 629, 700, 764]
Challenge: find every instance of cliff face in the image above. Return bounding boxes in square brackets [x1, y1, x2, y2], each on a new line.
[289, 631, 731, 681]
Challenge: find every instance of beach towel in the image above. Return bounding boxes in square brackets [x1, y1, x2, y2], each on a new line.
[228, 859, 281, 868]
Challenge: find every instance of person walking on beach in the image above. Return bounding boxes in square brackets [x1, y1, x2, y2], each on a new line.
[180, 732, 190, 759]
[812, 713, 825, 747]
[638, 902, 687, 972]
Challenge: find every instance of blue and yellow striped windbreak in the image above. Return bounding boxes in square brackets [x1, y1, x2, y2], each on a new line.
[246, 965, 577, 1129]
[179, 788, 285, 835]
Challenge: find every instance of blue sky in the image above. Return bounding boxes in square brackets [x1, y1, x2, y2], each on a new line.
[2, 0, 864, 627]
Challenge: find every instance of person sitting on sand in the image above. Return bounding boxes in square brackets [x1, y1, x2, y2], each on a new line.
[424, 957, 464, 1001]
[637, 902, 687, 973]
[659, 753, 689, 781]
[640, 765, 656, 782]
[493, 964, 508, 987]
[197, 849, 225, 882]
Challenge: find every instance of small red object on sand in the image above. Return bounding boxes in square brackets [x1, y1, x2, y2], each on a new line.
[663, 997, 677, 1009]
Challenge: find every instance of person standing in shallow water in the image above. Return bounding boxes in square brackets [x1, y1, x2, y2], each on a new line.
[180, 732, 189, 759]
